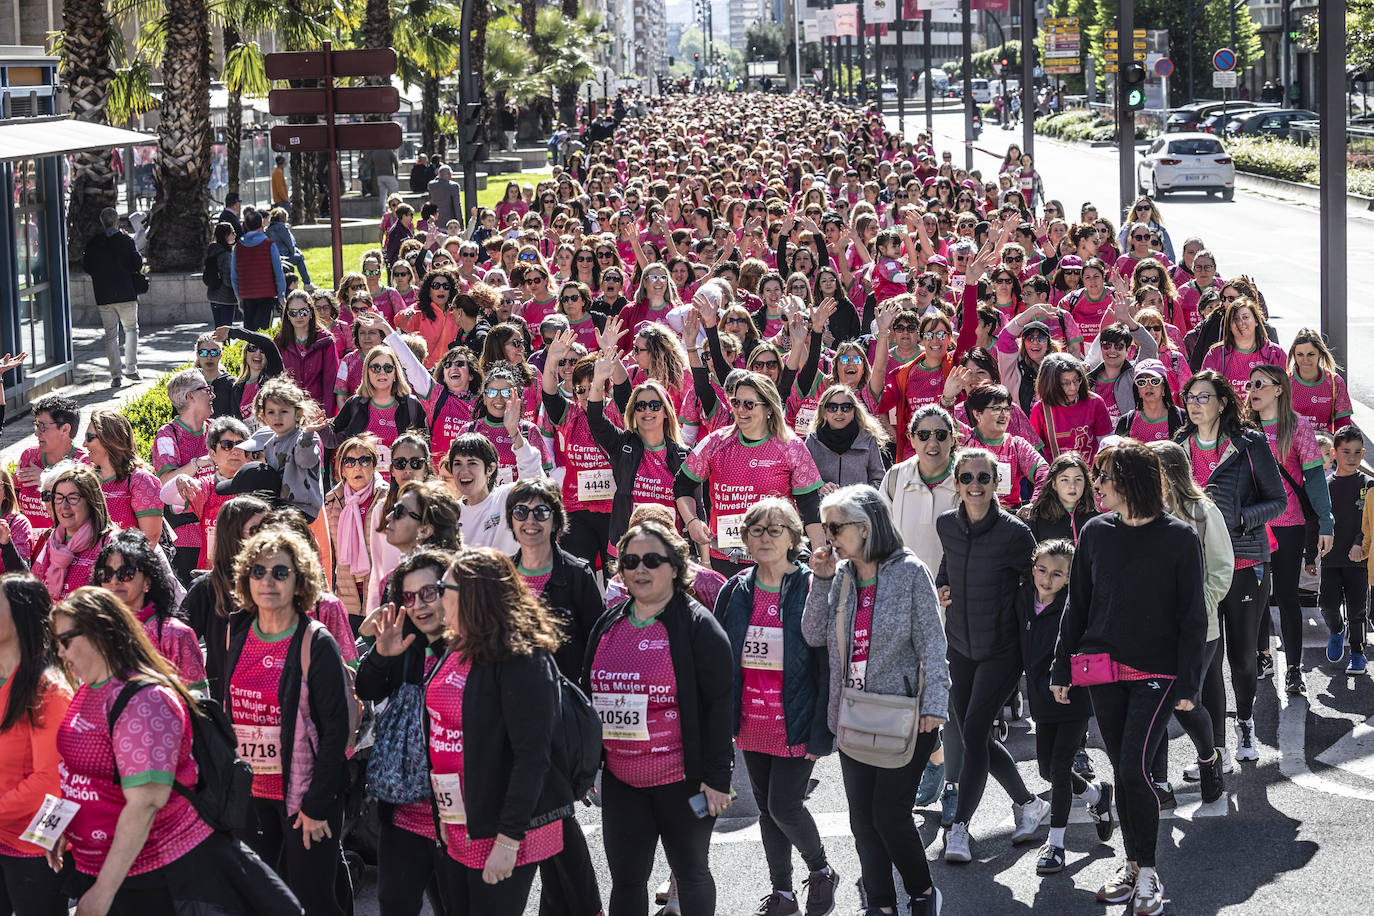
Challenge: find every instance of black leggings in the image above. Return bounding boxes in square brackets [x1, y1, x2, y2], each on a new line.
[1320, 565, 1369, 653]
[1089, 677, 1176, 868]
[241, 797, 346, 916]
[742, 751, 827, 892]
[0, 853, 65, 916]
[537, 818, 603, 916]
[948, 648, 1034, 824]
[242, 297, 278, 333]
[1035, 719, 1092, 829]
[839, 734, 939, 909]
[562, 509, 612, 572]
[1265, 525, 1306, 666]
[1151, 639, 1220, 781]
[435, 857, 538, 916]
[375, 820, 446, 916]
[601, 770, 716, 916]
[1208, 564, 1270, 744]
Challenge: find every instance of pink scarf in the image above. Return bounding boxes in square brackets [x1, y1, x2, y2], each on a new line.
[44, 521, 94, 598]
[337, 479, 375, 577]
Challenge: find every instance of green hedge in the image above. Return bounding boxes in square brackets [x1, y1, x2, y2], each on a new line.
[1223, 136, 1374, 197]
[123, 339, 247, 463]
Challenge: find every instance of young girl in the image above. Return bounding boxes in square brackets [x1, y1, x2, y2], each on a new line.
[1021, 453, 1099, 543]
[1018, 538, 1113, 876]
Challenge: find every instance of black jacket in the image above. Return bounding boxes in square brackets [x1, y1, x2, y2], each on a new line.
[217, 207, 244, 237]
[212, 328, 284, 420]
[1173, 426, 1286, 563]
[205, 242, 237, 304]
[321, 394, 428, 448]
[82, 229, 143, 305]
[716, 567, 833, 756]
[936, 505, 1036, 662]
[224, 614, 351, 821]
[513, 546, 605, 681]
[1016, 582, 1090, 723]
[1029, 507, 1099, 544]
[438, 649, 574, 839]
[583, 592, 735, 793]
[583, 398, 696, 549]
[181, 575, 232, 699]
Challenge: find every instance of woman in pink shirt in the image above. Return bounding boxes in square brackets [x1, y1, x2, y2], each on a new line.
[1199, 298, 1287, 399]
[1028, 353, 1114, 464]
[31, 466, 118, 602]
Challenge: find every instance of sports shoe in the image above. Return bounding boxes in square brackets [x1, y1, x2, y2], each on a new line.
[1072, 747, 1095, 781]
[1011, 796, 1051, 844]
[1035, 843, 1066, 875]
[1183, 747, 1234, 781]
[1132, 868, 1165, 915]
[909, 887, 942, 916]
[801, 866, 838, 916]
[126, 370, 142, 381]
[1285, 667, 1307, 697]
[1153, 781, 1176, 811]
[1199, 752, 1225, 804]
[1348, 651, 1368, 675]
[111, 377, 123, 388]
[1096, 860, 1139, 904]
[664, 876, 680, 915]
[939, 782, 958, 828]
[915, 760, 945, 806]
[1329, 628, 1347, 664]
[1257, 652, 1275, 680]
[1089, 780, 1115, 841]
[753, 891, 799, 915]
[944, 822, 972, 863]
[1234, 718, 1259, 761]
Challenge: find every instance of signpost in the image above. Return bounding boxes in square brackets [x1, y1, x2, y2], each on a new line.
[1103, 28, 1145, 72]
[266, 42, 399, 284]
[1213, 46, 1236, 137]
[1042, 16, 1082, 76]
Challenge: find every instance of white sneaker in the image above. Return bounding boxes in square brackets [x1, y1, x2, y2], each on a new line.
[944, 822, 972, 863]
[1234, 718, 1259, 761]
[1011, 796, 1051, 844]
[1132, 868, 1165, 915]
[1183, 746, 1234, 780]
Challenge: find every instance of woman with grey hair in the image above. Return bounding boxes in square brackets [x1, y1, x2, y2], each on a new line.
[155, 368, 217, 581]
[802, 484, 950, 916]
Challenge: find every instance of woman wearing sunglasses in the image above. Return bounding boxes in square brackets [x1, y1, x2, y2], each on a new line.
[457, 362, 552, 487]
[587, 519, 733, 916]
[802, 485, 950, 916]
[158, 417, 253, 575]
[516, 256, 560, 329]
[358, 478, 463, 634]
[1117, 197, 1175, 263]
[1112, 359, 1184, 443]
[225, 527, 353, 915]
[361, 250, 405, 322]
[316, 341, 428, 480]
[323, 435, 391, 625]
[395, 268, 459, 371]
[94, 529, 206, 690]
[1085, 316, 1160, 428]
[215, 323, 285, 426]
[276, 290, 341, 421]
[193, 330, 236, 420]
[307, 291, 350, 360]
[936, 449, 1049, 862]
[1050, 442, 1207, 916]
[959, 383, 1049, 511]
[614, 260, 681, 350]
[555, 281, 607, 351]
[805, 384, 889, 494]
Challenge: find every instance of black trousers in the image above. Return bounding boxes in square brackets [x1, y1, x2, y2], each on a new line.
[742, 751, 827, 892]
[1035, 719, 1091, 829]
[537, 817, 603, 916]
[562, 509, 612, 572]
[1320, 565, 1369, 652]
[601, 770, 716, 916]
[1209, 564, 1270, 743]
[242, 297, 278, 332]
[839, 733, 939, 909]
[435, 857, 538, 916]
[210, 301, 239, 328]
[1151, 639, 1219, 782]
[241, 796, 347, 916]
[948, 648, 1034, 823]
[0, 853, 65, 916]
[1089, 678, 1176, 868]
[1263, 525, 1306, 665]
[375, 820, 447, 916]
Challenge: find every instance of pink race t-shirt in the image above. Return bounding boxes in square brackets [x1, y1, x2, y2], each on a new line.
[590, 616, 685, 788]
[466, 417, 553, 484]
[58, 679, 212, 876]
[364, 401, 401, 472]
[1128, 412, 1174, 443]
[99, 469, 163, 532]
[735, 584, 807, 758]
[846, 580, 877, 691]
[136, 605, 208, 690]
[427, 391, 477, 467]
[15, 445, 88, 530]
[549, 398, 618, 515]
[228, 623, 293, 801]
[1189, 434, 1227, 489]
[1029, 395, 1114, 464]
[872, 256, 909, 305]
[1200, 342, 1288, 399]
[1260, 415, 1325, 528]
[1290, 370, 1353, 433]
[1063, 290, 1114, 342]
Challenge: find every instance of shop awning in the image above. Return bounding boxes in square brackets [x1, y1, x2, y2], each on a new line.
[0, 117, 157, 164]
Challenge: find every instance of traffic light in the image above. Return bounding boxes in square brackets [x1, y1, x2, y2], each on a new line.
[694, 52, 701, 61]
[999, 53, 1011, 71]
[1123, 61, 1147, 112]
[458, 101, 485, 163]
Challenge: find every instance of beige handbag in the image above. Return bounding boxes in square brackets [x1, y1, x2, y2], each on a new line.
[833, 572, 921, 769]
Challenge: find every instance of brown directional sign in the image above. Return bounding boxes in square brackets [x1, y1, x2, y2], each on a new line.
[264, 48, 398, 81]
[267, 86, 401, 117]
[270, 121, 402, 153]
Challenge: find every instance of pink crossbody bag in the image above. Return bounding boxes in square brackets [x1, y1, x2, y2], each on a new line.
[1069, 652, 1119, 686]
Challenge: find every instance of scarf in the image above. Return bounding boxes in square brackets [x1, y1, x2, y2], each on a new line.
[44, 521, 94, 598]
[337, 478, 375, 577]
[815, 418, 861, 454]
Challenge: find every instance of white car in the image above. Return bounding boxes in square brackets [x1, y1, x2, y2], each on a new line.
[969, 78, 991, 104]
[1137, 132, 1235, 200]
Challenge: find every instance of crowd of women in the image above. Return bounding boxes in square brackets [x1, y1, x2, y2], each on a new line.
[0, 89, 1362, 916]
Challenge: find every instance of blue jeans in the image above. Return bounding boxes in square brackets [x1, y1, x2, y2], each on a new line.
[210, 301, 238, 327]
[285, 251, 312, 286]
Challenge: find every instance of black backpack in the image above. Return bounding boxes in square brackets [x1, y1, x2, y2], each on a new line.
[109, 680, 255, 834]
[202, 247, 223, 290]
[554, 671, 602, 799]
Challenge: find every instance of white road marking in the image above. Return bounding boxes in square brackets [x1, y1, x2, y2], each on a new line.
[1272, 646, 1374, 801]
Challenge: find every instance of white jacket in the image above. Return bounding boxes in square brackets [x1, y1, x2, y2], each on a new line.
[880, 456, 960, 576]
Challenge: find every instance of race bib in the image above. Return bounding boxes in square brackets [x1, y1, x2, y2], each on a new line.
[234, 723, 282, 774]
[19, 794, 80, 851]
[376, 443, 393, 472]
[846, 659, 867, 692]
[496, 466, 515, 487]
[577, 468, 615, 502]
[717, 512, 746, 550]
[742, 625, 783, 671]
[430, 771, 466, 825]
[996, 460, 1013, 497]
[204, 522, 217, 567]
[593, 691, 649, 741]
[794, 405, 817, 437]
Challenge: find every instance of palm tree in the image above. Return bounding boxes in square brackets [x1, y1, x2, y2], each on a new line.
[60, 0, 119, 268]
[392, 0, 460, 156]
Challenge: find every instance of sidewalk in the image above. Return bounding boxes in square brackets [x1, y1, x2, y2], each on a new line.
[1, 322, 208, 468]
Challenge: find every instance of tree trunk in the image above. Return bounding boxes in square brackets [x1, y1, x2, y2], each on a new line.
[473, 0, 491, 147]
[421, 75, 439, 156]
[362, 0, 391, 99]
[61, 0, 117, 269]
[148, 0, 213, 271]
[224, 25, 243, 197]
[520, 0, 536, 42]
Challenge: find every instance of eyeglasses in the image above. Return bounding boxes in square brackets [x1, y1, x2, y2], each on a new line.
[1131, 234, 1151, 242]
[982, 404, 1012, 415]
[892, 322, 919, 333]
[250, 564, 294, 581]
[836, 354, 864, 366]
[825, 401, 855, 413]
[915, 428, 950, 442]
[575, 255, 594, 263]
[523, 276, 548, 285]
[634, 399, 664, 412]
[287, 307, 310, 318]
[446, 359, 469, 370]
[511, 503, 553, 522]
[730, 397, 761, 411]
[389, 502, 422, 521]
[922, 330, 950, 341]
[822, 520, 860, 538]
[49, 492, 84, 507]
[54, 628, 84, 650]
[431, 281, 455, 291]
[746, 524, 787, 539]
[400, 584, 441, 607]
[216, 438, 244, 451]
[620, 552, 670, 570]
[1222, 294, 1240, 303]
[1092, 468, 1115, 483]
[1135, 376, 1164, 388]
[1184, 392, 1216, 405]
[32, 420, 56, 434]
[393, 456, 429, 470]
[369, 363, 396, 374]
[1249, 378, 1278, 392]
[1003, 255, 1024, 263]
[485, 387, 516, 399]
[957, 471, 994, 485]
[341, 454, 376, 468]
[752, 359, 780, 370]
[197, 348, 222, 358]
[559, 295, 582, 305]
[94, 564, 138, 584]
[1138, 275, 1161, 284]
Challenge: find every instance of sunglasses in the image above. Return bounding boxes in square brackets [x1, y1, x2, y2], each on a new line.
[341, 454, 376, 468]
[918, 279, 939, 292]
[1131, 234, 1151, 241]
[634, 399, 664, 412]
[400, 584, 441, 607]
[511, 503, 554, 522]
[1093, 468, 1115, 483]
[559, 296, 582, 305]
[250, 564, 294, 581]
[215, 438, 244, 451]
[957, 471, 994, 485]
[389, 502, 422, 521]
[619, 552, 670, 570]
[822, 520, 860, 538]
[431, 281, 454, 291]
[596, 251, 615, 259]
[752, 359, 780, 371]
[825, 402, 855, 413]
[363, 268, 381, 277]
[519, 253, 540, 262]
[369, 363, 397, 373]
[54, 628, 84, 650]
[94, 564, 138, 584]
[892, 322, 920, 333]
[1023, 331, 1050, 343]
[915, 428, 950, 442]
[392, 456, 429, 470]
[287, 307, 310, 318]
[1135, 376, 1164, 388]
[197, 348, 222, 358]
[922, 330, 950, 341]
[993, 277, 1015, 285]
[730, 397, 761, 411]
[575, 255, 594, 263]
[523, 276, 548, 285]
[485, 387, 516, 399]
[1249, 378, 1278, 392]
[245, 345, 261, 354]
[1100, 341, 1128, 351]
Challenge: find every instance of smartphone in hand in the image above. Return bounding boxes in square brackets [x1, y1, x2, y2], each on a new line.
[688, 787, 738, 818]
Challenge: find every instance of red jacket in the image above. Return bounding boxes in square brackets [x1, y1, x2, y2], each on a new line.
[233, 238, 279, 299]
[281, 331, 341, 416]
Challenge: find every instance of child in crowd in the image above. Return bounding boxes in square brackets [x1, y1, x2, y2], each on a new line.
[1326, 426, 1372, 674]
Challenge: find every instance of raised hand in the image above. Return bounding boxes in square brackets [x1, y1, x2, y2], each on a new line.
[875, 300, 899, 336]
[547, 328, 577, 365]
[213, 325, 231, 344]
[0, 352, 28, 374]
[597, 315, 625, 352]
[812, 297, 837, 334]
[372, 602, 417, 657]
[359, 310, 395, 337]
[592, 348, 618, 382]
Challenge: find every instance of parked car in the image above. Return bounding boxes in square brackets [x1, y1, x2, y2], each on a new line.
[1166, 100, 1274, 133]
[1137, 132, 1235, 200]
[969, 78, 992, 104]
[1226, 108, 1319, 137]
